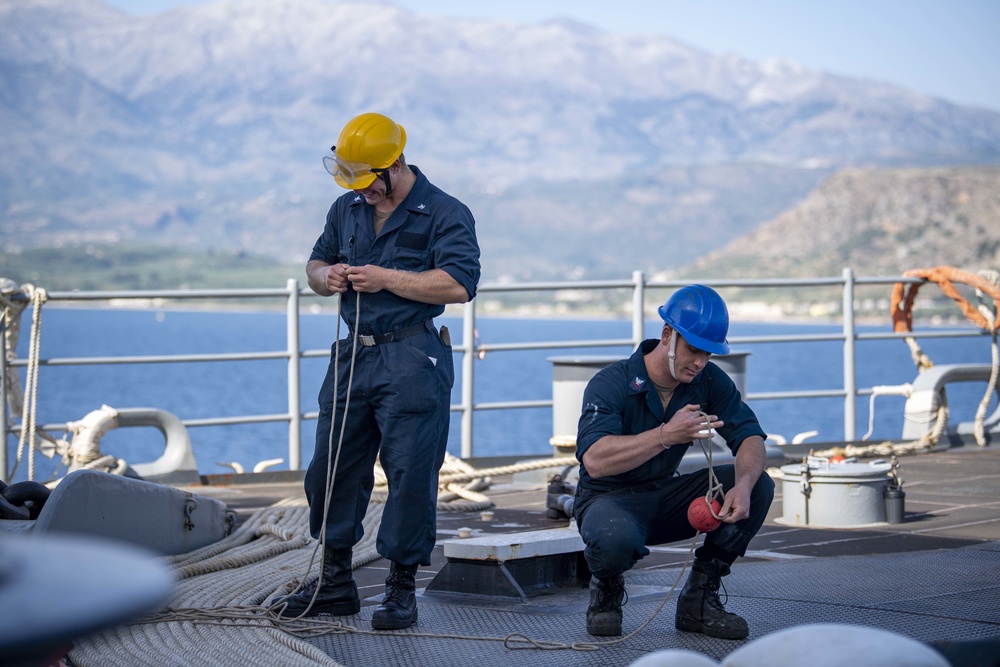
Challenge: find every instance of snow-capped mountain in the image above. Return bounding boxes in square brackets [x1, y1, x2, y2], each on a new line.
[3, 0, 998, 279]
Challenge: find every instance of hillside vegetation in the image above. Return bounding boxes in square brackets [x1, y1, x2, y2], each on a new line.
[685, 166, 1000, 278]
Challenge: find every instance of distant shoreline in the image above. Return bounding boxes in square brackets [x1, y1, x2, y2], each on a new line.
[34, 301, 980, 330]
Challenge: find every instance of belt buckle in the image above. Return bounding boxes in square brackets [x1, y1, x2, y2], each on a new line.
[359, 333, 377, 347]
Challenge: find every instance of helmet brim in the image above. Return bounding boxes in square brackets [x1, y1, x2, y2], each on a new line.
[680, 330, 730, 356]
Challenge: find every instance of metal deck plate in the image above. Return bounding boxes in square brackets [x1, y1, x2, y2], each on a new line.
[302, 541, 1000, 666]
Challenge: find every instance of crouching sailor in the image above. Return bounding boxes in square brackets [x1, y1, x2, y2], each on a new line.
[573, 284, 774, 639]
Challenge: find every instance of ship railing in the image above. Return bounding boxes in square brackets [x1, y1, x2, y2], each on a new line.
[0, 270, 988, 479]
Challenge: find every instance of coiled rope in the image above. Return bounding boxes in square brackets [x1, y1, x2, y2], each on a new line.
[68, 498, 358, 666]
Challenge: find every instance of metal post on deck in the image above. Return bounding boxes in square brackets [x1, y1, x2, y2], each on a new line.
[460, 301, 476, 458]
[286, 279, 302, 470]
[1, 311, 8, 482]
[632, 271, 645, 350]
[842, 267, 857, 441]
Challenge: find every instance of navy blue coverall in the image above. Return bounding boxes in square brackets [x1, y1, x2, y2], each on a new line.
[574, 339, 774, 579]
[306, 166, 480, 566]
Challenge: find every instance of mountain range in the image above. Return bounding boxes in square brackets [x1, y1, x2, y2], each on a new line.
[2, 0, 999, 283]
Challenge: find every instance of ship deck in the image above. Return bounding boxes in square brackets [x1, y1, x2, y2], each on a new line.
[188, 443, 1000, 666]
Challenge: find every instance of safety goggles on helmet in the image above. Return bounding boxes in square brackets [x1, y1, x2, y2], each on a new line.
[323, 146, 388, 188]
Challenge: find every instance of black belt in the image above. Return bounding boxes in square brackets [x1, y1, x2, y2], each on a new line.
[357, 322, 429, 347]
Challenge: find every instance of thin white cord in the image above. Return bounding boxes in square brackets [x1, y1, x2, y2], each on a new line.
[275, 291, 361, 620]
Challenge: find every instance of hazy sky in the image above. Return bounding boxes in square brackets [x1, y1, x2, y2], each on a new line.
[104, 0, 1000, 112]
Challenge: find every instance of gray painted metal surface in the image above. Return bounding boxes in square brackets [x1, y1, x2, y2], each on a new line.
[301, 542, 1000, 666]
[902, 364, 1000, 442]
[21, 469, 232, 555]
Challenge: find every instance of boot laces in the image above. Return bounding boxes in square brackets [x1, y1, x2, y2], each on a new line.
[705, 575, 729, 610]
[596, 579, 628, 612]
[383, 568, 414, 604]
[286, 575, 318, 601]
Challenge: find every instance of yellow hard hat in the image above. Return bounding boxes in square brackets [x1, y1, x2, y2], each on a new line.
[323, 113, 407, 190]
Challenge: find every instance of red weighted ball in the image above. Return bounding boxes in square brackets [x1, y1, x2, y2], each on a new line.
[687, 497, 723, 532]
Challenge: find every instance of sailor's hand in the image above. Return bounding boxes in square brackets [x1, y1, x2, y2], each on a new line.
[720, 485, 750, 523]
[325, 263, 350, 293]
[667, 404, 723, 441]
[345, 264, 388, 293]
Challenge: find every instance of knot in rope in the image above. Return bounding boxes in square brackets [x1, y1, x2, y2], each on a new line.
[694, 410, 730, 521]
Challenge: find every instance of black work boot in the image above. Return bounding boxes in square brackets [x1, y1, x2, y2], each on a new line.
[270, 547, 360, 617]
[371, 562, 418, 630]
[586, 575, 627, 636]
[674, 558, 749, 639]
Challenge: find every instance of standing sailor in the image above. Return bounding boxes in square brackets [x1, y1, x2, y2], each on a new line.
[272, 112, 481, 630]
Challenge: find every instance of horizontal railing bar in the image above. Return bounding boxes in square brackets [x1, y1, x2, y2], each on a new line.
[651, 276, 927, 288]
[14, 328, 982, 370]
[472, 400, 553, 411]
[15, 413, 295, 435]
[477, 279, 636, 292]
[746, 389, 847, 400]
[478, 338, 634, 353]
[183, 414, 292, 427]
[729, 333, 845, 344]
[856, 329, 987, 341]
[9, 352, 290, 367]
[647, 277, 851, 288]
[47, 288, 294, 300]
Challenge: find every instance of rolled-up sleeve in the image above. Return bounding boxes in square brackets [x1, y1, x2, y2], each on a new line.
[576, 366, 627, 458]
[432, 200, 480, 301]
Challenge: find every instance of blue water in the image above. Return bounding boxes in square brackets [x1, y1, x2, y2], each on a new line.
[5, 308, 995, 483]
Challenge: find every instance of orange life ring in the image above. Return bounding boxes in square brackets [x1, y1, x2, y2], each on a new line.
[890, 266, 1000, 334]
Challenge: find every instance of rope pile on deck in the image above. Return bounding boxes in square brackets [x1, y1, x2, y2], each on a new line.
[66, 455, 578, 667]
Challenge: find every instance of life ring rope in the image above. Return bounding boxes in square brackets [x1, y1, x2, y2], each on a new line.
[891, 266, 1000, 335]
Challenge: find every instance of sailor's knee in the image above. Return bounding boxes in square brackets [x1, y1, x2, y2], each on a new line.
[755, 471, 776, 503]
[583, 523, 642, 573]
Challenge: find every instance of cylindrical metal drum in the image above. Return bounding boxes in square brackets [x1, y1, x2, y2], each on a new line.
[778, 461, 893, 528]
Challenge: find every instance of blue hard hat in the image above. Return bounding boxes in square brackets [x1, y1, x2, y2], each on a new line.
[657, 284, 730, 355]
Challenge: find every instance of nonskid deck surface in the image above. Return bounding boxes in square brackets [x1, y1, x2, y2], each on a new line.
[298, 542, 1000, 666]
[189, 446, 1000, 665]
